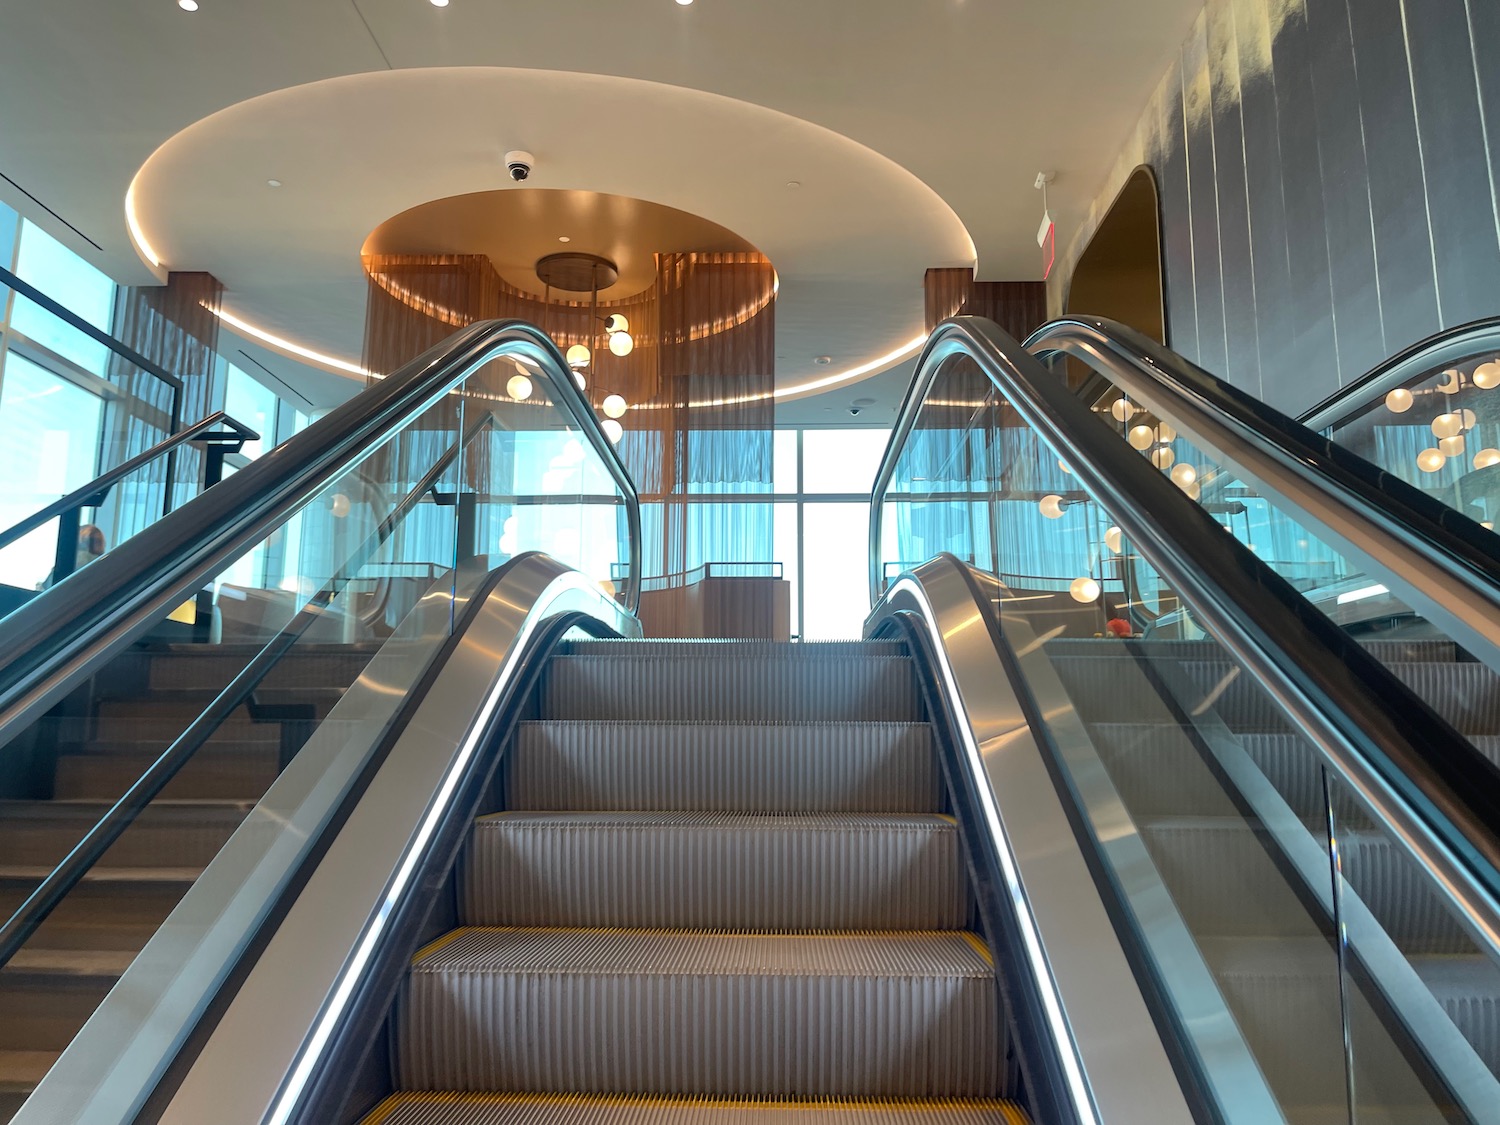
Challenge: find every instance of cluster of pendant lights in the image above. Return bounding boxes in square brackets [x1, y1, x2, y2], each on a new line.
[1048, 394, 1206, 604]
[503, 314, 635, 444]
[1384, 359, 1500, 475]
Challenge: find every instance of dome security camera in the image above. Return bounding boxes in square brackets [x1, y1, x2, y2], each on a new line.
[504, 150, 534, 182]
[848, 407, 862, 416]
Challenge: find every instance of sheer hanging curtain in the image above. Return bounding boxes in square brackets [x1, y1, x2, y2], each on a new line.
[104, 271, 224, 546]
[360, 250, 777, 631]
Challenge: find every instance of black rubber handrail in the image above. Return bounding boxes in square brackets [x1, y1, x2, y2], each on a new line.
[1025, 315, 1500, 670]
[0, 411, 259, 553]
[0, 319, 641, 751]
[872, 316, 1500, 965]
[1299, 316, 1500, 434]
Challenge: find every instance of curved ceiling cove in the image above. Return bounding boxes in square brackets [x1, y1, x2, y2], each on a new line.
[127, 66, 975, 394]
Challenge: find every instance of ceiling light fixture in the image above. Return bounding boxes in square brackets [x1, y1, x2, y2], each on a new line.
[676, 0, 694, 6]
[210, 305, 368, 377]
[124, 184, 163, 269]
[430, 0, 450, 6]
[266, 179, 282, 188]
[557, 235, 571, 243]
[178, 0, 198, 10]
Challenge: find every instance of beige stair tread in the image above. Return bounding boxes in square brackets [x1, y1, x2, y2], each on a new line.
[4, 948, 134, 976]
[0, 1049, 58, 1089]
[0, 865, 201, 882]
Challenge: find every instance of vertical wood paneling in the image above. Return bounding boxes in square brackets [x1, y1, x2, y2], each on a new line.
[1304, 0, 1385, 381]
[1206, 0, 1263, 398]
[1401, 0, 1500, 326]
[1184, 12, 1229, 378]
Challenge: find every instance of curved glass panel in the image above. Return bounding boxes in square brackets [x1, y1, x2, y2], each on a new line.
[875, 323, 1500, 1124]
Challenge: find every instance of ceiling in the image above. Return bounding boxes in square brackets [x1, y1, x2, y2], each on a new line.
[0, 0, 1203, 423]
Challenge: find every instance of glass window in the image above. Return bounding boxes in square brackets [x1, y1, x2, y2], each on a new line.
[802, 428, 891, 494]
[223, 365, 279, 459]
[801, 501, 873, 639]
[0, 202, 18, 273]
[11, 222, 115, 374]
[773, 428, 798, 493]
[773, 500, 800, 635]
[0, 351, 105, 589]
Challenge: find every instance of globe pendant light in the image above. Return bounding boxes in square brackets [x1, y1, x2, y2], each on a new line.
[609, 330, 634, 356]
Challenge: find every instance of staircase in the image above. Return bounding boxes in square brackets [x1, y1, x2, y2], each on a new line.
[0, 642, 374, 1121]
[1045, 635, 1500, 1121]
[363, 639, 1029, 1124]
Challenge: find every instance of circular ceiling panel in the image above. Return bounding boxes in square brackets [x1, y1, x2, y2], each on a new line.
[127, 66, 976, 392]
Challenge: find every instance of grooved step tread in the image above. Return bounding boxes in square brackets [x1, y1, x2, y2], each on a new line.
[509, 721, 938, 814]
[561, 640, 909, 658]
[464, 812, 967, 931]
[414, 927, 992, 977]
[362, 1092, 1030, 1124]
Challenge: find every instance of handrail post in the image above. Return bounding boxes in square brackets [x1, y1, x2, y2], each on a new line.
[51, 507, 82, 585]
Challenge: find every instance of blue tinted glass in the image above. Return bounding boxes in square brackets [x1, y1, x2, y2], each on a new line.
[0, 202, 18, 273]
[224, 366, 278, 459]
[12, 223, 116, 373]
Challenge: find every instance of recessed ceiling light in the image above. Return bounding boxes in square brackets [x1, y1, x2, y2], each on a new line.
[266, 179, 282, 188]
[430, 0, 450, 6]
[676, 0, 694, 5]
[178, 0, 198, 10]
[557, 235, 571, 243]
[785, 181, 801, 189]
[814, 355, 832, 365]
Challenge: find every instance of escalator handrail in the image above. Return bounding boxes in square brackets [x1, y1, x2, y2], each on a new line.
[1026, 315, 1500, 670]
[1299, 315, 1500, 434]
[0, 319, 641, 750]
[0, 410, 260, 553]
[870, 316, 1500, 965]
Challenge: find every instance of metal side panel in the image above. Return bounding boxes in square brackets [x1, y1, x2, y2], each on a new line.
[18, 558, 635, 1125]
[867, 558, 1197, 1125]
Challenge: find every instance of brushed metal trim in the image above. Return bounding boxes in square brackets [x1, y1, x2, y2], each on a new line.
[867, 556, 1196, 1125]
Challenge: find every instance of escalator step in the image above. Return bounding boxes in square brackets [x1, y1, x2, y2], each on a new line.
[562, 639, 909, 658]
[463, 813, 968, 931]
[508, 722, 939, 813]
[361, 1092, 1030, 1124]
[543, 656, 920, 722]
[0, 800, 252, 868]
[397, 928, 999, 1097]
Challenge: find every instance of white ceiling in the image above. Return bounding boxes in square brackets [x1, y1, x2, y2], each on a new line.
[0, 0, 1203, 416]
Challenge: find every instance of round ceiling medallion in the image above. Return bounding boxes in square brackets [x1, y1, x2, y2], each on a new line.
[534, 251, 619, 292]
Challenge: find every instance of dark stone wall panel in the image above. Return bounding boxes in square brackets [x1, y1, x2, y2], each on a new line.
[1206, 0, 1262, 398]
[1268, 0, 1340, 412]
[1184, 12, 1229, 378]
[1115, 0, 1498, 415]
[1305, 0, 1384, 383]
[1402, 0, 1500, 326]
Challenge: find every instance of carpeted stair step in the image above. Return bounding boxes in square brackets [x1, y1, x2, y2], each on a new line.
[0, 1049, 58, 1125]
[0, 866, 196, 952]
[462, 812, 969, 930]
[0, 956, 119, 1052]
[52, 741, 280, 801]
[396, 927, 999, 1097]
[0, 800, 252, 868]
[543, 653, 920, 723]
[507, 721, 939, 813]
[360, 1092, 1030, 1124]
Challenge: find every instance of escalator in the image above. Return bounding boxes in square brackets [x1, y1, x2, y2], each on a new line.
[4, 311, 1500, 1125]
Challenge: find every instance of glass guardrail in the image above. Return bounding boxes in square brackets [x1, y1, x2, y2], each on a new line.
[0, 330, 636, 1101]
[873, 320, 1500, 1124]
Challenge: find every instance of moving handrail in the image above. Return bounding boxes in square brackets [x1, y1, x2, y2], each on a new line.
[0, 319, 642, 751]
[870, 318, 1500, 1001]
[0, 410, 259, 574]
[1025, 315, 1500, 673]
[1300, 316, 1500, 434]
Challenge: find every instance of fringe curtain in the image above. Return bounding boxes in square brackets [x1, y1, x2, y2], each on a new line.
[104, 271, 224, 542]
[360, 251, 777, 625]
